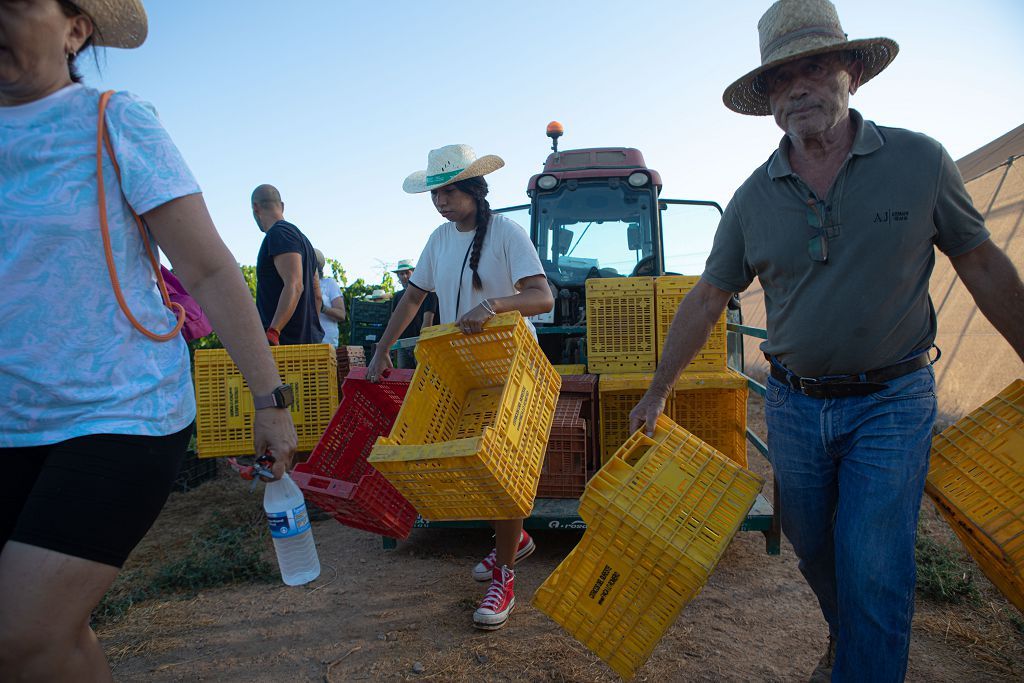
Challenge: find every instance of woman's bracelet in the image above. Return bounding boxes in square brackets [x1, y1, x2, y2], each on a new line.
[480, 298, 497, 316]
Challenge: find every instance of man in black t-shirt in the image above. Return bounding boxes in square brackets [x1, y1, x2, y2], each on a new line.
[391, 259, 437, 367]
[251, 184, 323, 345]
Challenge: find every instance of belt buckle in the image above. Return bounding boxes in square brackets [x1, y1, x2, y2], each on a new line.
[797, 376, 821, 392]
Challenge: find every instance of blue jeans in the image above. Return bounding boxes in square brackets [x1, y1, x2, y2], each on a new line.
[765, 365, 937, 682]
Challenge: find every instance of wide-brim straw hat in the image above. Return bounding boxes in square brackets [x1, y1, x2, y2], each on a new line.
[403, 144, 504, 194]
[391, 259, 415, 273]
[367, 289, 388, 300]
[74, 0, 148, 48]
[722, 0, 898, 116]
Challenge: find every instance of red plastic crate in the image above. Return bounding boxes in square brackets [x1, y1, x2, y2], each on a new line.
[538, 397, 589, 499]
[291, 469, 417, 539]
[295, 367, 417, 539]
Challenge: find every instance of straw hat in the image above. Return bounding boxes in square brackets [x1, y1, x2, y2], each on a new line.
[367, 289, 388, 301]
[75, 0, 148, 48]
[403, 144, 504, 194]
[391, 259, 415, 273]
[722, 0, 898, 116]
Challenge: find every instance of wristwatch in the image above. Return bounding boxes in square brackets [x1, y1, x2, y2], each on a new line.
[253, 384, 294, 410]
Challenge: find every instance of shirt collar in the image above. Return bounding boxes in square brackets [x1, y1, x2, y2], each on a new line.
[767, 109, 884, 179]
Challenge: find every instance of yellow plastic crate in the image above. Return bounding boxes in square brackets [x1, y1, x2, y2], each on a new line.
[669, 370, 748, 468]
[654, 275, 727, 372]
[925, 379, 1024, 596]
[932, 499, 1024, 614]
[533, 415, 763, 680]
[586, 277, 657, 373]
[554, 364, 587, 375]
[368, 312, 561, 521]
[194, 344, 338, 458]
[598, 371, 749, 467]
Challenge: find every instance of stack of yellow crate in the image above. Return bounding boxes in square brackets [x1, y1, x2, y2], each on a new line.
[193, 344, 339, 457]
[533, 415, 763, 679]
[925, 379, 1024, 612]
[368, 312, 561, 521]
[587, 276, 748, 467]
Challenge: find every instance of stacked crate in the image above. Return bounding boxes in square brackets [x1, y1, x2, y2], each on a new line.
[533, 415, 763, 679]
[193, 344, 339, 457]
[587, 276, 748, 468]
[369, 313, 561, 521]
[537, 396, 589, 498]
[336, 345, 366, 397]
[350, 299, 392, 350]
[925, 380, 1024, 612]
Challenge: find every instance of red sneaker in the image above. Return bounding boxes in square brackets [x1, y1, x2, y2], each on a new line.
[472, 530, 535, 581]
[473, 565, 515, 630]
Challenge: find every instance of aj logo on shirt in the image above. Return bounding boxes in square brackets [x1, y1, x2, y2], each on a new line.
[873, 210, 910, 224]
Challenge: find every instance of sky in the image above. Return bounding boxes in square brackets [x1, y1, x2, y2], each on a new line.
[80, 0, 1024, 284]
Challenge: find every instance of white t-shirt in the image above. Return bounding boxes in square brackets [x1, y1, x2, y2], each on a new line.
[318, 277, 344, 346]
[0, 84, 200, 445]
[410, 214, 546, 324]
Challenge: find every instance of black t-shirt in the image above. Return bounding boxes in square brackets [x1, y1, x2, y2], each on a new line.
[393, 288, 438, 339]
[256, 220, 324, 345]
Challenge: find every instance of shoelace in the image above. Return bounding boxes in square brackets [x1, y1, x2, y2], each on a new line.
[480, 548, 498, 571]
[479, 576, 509, 610]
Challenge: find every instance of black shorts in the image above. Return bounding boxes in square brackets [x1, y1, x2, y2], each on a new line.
[1, 424, 193, 568]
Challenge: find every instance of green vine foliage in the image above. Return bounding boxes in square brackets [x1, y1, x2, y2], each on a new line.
[187, 261, 393, 353]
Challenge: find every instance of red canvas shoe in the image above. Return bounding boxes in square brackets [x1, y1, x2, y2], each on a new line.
[472, 530, 535, 581]
[473, 565, 515, 631]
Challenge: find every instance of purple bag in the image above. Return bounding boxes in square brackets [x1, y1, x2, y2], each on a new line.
[160, 266, 213, 342]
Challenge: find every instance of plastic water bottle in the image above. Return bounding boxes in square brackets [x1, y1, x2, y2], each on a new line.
[263, 473, 320, 586]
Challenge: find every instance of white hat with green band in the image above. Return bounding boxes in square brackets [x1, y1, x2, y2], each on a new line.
[402, 144, 505, 194]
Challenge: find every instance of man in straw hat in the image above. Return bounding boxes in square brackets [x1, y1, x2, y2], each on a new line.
[389, 258, 437, 368]
[631, 1, 1024, 680]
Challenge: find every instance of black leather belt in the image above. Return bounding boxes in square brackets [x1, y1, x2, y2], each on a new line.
[768, 352, 932, 399]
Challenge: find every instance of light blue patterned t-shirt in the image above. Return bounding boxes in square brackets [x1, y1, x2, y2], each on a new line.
[0, 84, 201, 446]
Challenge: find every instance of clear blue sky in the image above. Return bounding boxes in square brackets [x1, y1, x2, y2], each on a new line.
[80, 1, 1024, 284]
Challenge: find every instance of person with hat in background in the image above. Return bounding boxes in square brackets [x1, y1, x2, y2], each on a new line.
[390, 258, 438, 368]
[314, 248, 346, 347]
[251, 183, 323, 346]
[366, 144, 554, 631]
[0, 1, 300, 679]
[630, 1, 1024, 680]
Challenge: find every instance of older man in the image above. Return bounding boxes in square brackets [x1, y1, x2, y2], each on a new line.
[630, 1, 1024, 680]
[390, 259, 438, 368]
[251, 184, 323, 345]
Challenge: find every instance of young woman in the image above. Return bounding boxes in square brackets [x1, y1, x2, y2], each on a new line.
[0, 2, 297, 678]
[367, 144, 554, 630]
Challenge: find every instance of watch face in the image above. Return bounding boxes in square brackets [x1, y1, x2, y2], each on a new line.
[276, 384, 295, 407]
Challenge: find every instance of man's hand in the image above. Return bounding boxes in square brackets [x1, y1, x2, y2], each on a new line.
[629, 390, 668, 438]
[458, 302, 493, 334]
[366, 348, 394, 383]
[266, 327, 280, 345]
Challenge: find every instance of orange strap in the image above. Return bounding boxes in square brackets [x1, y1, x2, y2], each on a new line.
[96, 90, 185, 341]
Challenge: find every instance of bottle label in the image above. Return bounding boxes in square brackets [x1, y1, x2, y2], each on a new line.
[266, 503, 311, 538]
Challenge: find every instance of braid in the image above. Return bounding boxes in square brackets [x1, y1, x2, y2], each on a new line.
[454, 177, 492, 290]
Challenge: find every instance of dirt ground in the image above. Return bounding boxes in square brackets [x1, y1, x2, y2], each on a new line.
[98, 396, 1024, 682]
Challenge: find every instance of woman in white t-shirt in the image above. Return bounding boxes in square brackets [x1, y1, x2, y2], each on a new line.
[314, 249, 347, 346]
[367, 144, 553, 631]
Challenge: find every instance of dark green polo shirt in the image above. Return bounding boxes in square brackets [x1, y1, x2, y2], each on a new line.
[703, 110, 990, 377]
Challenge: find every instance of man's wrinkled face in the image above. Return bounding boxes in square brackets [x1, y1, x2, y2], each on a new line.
[397, 269, 412, 287]
[765, 52, 862, 140]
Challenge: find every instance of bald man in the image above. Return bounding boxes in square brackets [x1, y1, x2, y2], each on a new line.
[251, 184, 323, 345]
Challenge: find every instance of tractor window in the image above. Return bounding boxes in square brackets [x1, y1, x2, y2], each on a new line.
[533, 181, 656, 287]
[659, 200, 724, 276]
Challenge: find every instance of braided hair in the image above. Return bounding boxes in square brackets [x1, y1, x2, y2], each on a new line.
[453, 176, 492, 290]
